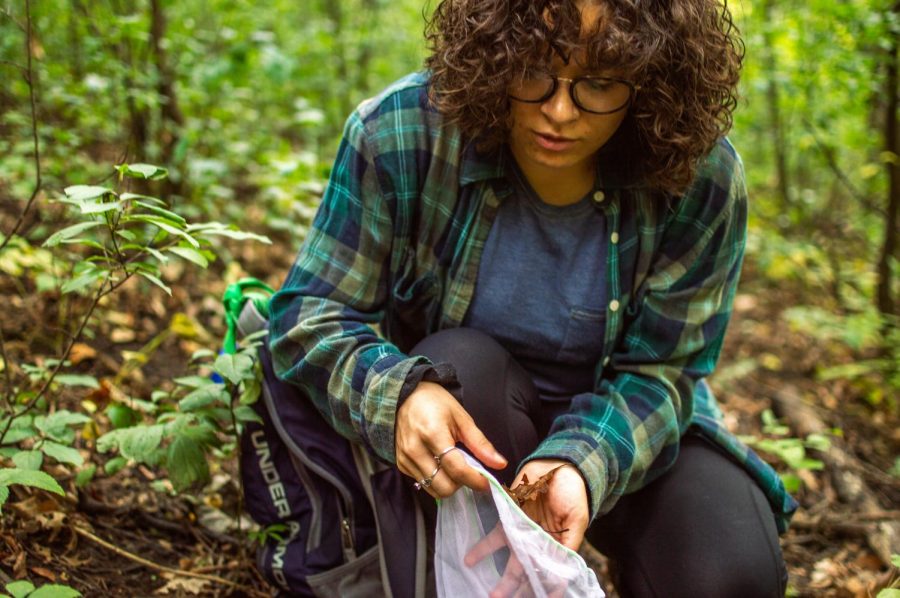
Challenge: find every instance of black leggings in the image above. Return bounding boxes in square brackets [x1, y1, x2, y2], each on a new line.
[411, 327, 787, 598]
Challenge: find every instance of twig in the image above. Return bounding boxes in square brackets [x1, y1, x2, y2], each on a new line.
[71, 525, 268, 597]
[0, 326, 13, 410]
[1, 0, 42, 254]
[0, 274, 124, 444]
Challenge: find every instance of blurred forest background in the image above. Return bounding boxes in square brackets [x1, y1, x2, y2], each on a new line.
[0, 0, 898, 596]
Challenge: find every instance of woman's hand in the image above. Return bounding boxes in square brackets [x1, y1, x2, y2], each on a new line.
[513, 459, 590, 552]
[463, 459, 589, 598]
[395, 381, 507, 498]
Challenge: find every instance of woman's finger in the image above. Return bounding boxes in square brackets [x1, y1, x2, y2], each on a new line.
[464, 522, 508, 567]
[489, 550, 526, 598]
[436, 442, 490, 492]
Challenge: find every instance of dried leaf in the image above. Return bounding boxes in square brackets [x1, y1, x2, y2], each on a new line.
[156, 574, 208, 595]
[502, 466, 564, 507]
[30, 565, 56, 581]
[69, 343, 97, 365]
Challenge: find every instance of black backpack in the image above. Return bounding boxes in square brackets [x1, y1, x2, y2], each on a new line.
[233, 295, 431, 597]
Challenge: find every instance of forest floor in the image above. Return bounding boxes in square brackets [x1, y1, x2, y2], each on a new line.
[1, 232, 898, 597]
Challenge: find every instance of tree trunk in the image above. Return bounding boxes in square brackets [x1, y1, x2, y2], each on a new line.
[760, 0, 791, 213]
[877, 2, 899, 316]
[149, 0, 184, 196]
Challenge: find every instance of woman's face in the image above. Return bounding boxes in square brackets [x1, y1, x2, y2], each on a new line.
[507, 1, 628, 182]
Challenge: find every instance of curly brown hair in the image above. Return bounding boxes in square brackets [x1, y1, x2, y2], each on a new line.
[424, 0, 744, 195]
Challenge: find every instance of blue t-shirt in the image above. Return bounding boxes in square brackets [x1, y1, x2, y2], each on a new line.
[463, 155, 608, 401]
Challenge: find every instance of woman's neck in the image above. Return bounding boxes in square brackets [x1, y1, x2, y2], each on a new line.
[509, 149, 597, 206]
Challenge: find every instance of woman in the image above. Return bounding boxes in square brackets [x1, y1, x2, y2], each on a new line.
[269, 0, 797, 595]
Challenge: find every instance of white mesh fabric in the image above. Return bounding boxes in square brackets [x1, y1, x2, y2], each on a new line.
[435, 453, 604, 597]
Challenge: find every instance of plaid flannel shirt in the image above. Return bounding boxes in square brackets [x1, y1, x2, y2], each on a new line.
[269, 71, 798, 532]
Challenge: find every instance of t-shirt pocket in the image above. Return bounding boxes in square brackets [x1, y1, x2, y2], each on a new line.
[556, 305, 606, 364]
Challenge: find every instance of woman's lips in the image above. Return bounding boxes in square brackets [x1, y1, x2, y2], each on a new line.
[533, 131, 576, 151]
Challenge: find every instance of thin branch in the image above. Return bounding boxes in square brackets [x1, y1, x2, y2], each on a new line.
[0, 274, 116, 444]
[0, 326, 13, 410]
[803, 119, 887, 218]
[1, 0, 42, 253]
[71, 526, 269, 597]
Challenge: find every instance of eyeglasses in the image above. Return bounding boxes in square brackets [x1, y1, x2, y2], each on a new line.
[509, 72, 640, 115]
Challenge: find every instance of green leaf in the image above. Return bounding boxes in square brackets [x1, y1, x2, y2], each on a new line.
[5, 580, 36, 598]
[892, 553, 900, 568]
[0, 485, 8, 512]
[876, 590, 900, 598]
[233, 405, 264, 425]
[0, 468, 65, 496]
[129, 215, 199, 247]
[12, 450, 43, 471]
[137, 271, 172, 295]
[105, 404, 140, 429]
[43, 222, 102, 248]
[99, 425, 164, 462]
[79, 200, 123, 215]
[187, 222, 271, 244]
[166, 435, 209, 492]
[104, 456, 127, 475]
[28, 583, 83, 598]
[42, 441, 84, 467]
[75, 464, 97, 487]
[143, 246, 168, 264]
[64, 185, 115, 202]
[239, 369, 262, 405]
[178, 384, 227, 411]
[118, 163, 168, 180]
[61, 269, 105, 295]
[54, 374, 100, 389]
[133, 200, 187, 225]
[214, 353, 255, 385]
[37, 411, 91, 436]
[167, 246, 209, 268]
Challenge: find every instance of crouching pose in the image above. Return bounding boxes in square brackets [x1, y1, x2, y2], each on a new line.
[264, 0, 798, 595]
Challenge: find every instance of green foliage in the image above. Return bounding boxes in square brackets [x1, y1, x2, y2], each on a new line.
[740, 410, 833, 494]
[1, 579, 82, 598]
[96, 331, 266, 492]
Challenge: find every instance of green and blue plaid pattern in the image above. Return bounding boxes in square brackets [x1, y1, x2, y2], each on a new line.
[269, 71, 798, 532]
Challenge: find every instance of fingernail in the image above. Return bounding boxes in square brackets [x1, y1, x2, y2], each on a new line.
[494, 451, 507, 463]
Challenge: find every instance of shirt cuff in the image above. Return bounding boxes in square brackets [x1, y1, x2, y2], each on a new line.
[397, 361, 463, 410]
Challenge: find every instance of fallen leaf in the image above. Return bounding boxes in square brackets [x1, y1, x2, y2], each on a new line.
[155, 574, 208, 595]
[30, 566, 55, 581]
[111, 328, 137, 344]
[69, 343, 97, 365]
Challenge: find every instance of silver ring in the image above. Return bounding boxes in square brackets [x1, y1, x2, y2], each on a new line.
[413, 464, 441, 491]
[434, 445, 459, 464]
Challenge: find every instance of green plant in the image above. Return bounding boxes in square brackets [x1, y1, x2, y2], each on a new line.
[0, 163, 269, 511]
[0, 579, 81, 598]
[96, 332, 266, 491]
[740, 409, 833, 494]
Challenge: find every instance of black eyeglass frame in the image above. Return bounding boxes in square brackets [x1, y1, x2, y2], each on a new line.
[509, 74, 641, 115]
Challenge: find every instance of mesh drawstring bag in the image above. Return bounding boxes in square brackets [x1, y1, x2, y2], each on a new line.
[435, 452, 604, 597]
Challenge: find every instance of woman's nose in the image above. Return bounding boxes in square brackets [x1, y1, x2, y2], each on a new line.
[540, 78, 580, 123]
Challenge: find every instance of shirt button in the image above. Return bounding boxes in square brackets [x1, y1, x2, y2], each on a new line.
[610, 232, 619, 244]
[592, 190, 605, 203]
[609, 299, 620, 312]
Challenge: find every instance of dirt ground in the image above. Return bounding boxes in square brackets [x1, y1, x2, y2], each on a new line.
[1, 238, 898, 597]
